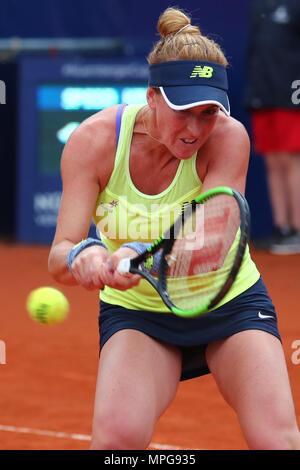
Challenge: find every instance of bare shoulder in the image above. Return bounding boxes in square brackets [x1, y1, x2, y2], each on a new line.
[213, 113, 250, 148]
[200, 113, 251, 193]
[60, 105, 120, 186]
[206, 113, 250, 166]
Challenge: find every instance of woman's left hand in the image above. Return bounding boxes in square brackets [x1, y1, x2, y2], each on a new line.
[101, 247, 141, 291]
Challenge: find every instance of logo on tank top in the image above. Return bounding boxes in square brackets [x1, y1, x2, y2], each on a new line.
[109, 200, 118, 207]
[98, 200, 119, 213]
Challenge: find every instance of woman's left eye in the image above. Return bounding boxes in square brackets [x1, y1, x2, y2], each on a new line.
[204, 108, 219, 115]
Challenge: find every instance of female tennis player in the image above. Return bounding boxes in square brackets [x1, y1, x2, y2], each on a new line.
[48, 7, 300, 450]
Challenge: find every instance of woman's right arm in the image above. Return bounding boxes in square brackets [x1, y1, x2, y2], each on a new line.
[48, 109, 141, 291]
[48, 114, 114, 288]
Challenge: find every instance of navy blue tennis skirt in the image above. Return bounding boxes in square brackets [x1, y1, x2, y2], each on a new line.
[98, 277, 281, 381]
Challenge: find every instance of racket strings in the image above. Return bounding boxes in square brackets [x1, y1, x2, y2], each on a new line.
[165, 194, 241, 310]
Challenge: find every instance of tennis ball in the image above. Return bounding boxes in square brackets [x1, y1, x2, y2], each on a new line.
[26, 287, 69, 325]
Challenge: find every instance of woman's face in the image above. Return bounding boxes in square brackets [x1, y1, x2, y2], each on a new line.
[148, 88, 220, 159]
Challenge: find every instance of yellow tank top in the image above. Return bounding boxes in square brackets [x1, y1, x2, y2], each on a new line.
[93, 104, 260, 312]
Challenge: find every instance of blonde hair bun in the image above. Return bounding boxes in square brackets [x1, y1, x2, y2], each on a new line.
[148, 6, 228, 66]
[157, 7, 201, 37]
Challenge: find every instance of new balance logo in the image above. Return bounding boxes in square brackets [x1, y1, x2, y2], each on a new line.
[190, 66, 213, 78]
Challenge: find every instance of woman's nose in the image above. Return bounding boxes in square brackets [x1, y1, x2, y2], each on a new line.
[186, 118, 201, 137]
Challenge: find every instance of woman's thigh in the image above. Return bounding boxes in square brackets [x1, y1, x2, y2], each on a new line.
[91, 329, 182, 449]
[206, 330, 300, 449]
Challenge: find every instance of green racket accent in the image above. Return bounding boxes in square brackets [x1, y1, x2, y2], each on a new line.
[194, 186, 234, 203]
[144, 256, 154, 271]
[170, 301, 211, 317]
[147, 234, 165, 252]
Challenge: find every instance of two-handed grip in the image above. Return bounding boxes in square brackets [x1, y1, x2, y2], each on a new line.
[117, 258, 131, 274]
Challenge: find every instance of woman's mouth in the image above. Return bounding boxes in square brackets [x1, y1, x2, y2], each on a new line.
[181, 138, 197, 145]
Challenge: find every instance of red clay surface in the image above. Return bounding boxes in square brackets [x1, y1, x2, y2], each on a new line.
[0, 242, 299, 450]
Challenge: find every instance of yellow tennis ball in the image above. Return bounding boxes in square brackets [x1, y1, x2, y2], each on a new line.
[26, 287, 69, 325]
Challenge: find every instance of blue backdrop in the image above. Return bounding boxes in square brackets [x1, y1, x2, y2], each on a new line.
[0, 0, 272, 239]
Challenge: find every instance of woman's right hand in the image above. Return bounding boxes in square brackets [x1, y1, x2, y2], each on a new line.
[69, 245, 114, 291]
[69, 245, 141, 291]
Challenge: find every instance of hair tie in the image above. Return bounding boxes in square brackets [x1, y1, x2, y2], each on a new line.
[174, 24, 191, 36]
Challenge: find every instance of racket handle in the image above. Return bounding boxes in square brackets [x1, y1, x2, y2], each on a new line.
[117, 258, 131, 274]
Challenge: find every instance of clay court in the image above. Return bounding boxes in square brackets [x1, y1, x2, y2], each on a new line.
[0, 242, 299, 450]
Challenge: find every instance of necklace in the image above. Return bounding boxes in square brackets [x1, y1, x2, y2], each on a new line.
[141, 108, 162, 145]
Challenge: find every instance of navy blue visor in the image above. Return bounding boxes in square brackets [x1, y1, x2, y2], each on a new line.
[149, 60, 230, 115]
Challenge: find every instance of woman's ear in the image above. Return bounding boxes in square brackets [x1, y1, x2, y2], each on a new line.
[147, 87, 156, 109]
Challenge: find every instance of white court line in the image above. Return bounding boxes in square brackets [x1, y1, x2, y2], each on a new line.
[0, 424, 186, 450]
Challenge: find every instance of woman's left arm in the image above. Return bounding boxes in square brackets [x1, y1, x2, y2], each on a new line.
[201, 117, 251, 195]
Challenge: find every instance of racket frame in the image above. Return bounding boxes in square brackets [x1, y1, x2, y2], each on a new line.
[119, 186, 251, 318]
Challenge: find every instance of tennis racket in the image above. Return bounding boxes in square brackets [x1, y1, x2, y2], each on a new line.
[117, 186, 250, 318]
